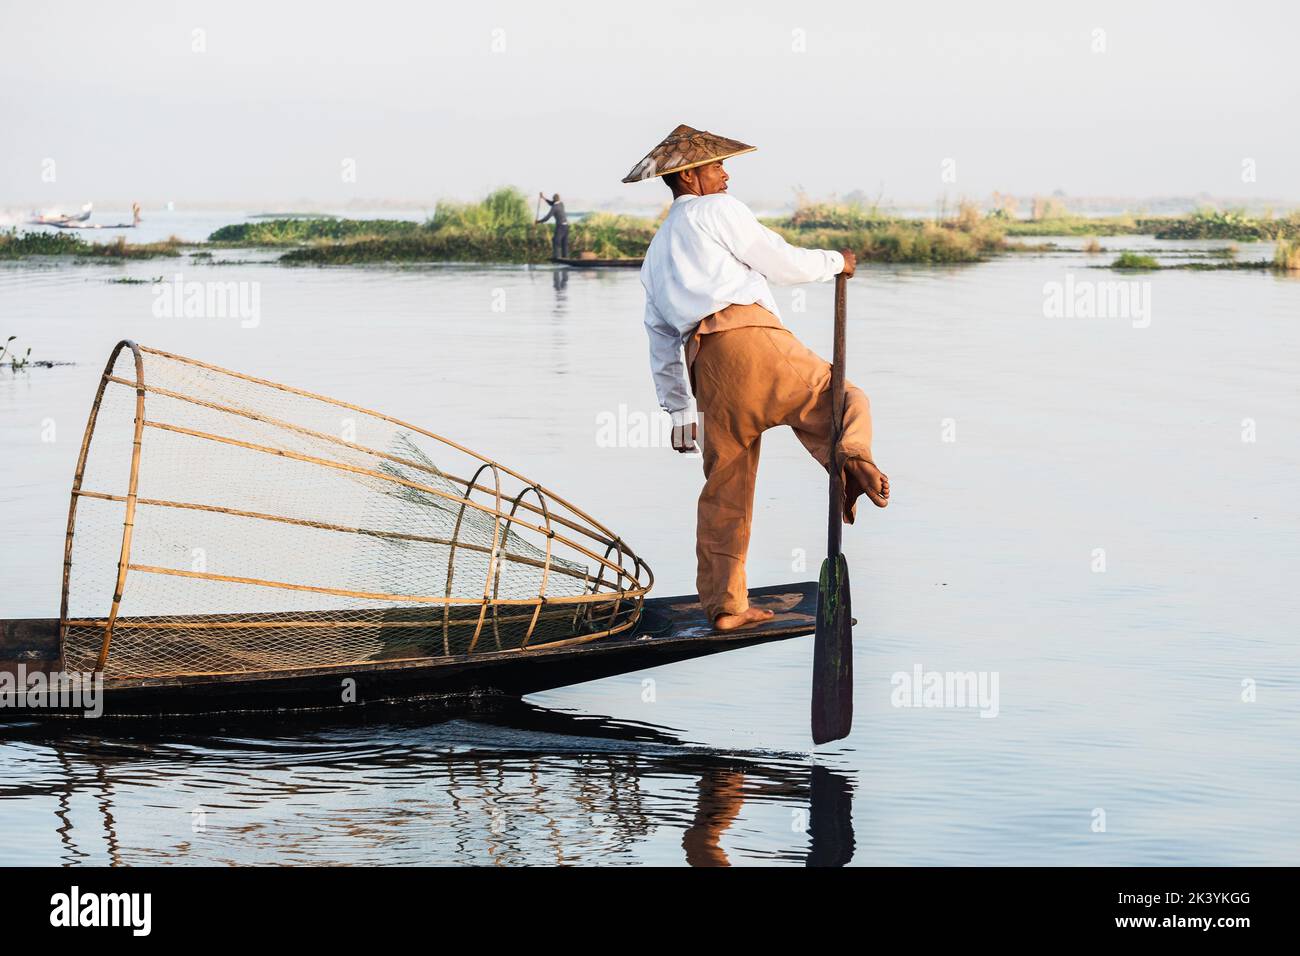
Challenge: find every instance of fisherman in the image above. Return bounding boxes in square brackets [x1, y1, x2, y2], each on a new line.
[625, 125, 890, 632]
[537, 192, 569, 260]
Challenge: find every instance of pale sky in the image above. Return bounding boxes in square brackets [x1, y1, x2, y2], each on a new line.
[3, 0, 1296, 207]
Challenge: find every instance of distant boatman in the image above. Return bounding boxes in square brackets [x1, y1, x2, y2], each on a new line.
[625, 124, 890, 632]
[537, 192, 569, 260]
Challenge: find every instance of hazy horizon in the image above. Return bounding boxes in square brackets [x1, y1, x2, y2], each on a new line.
[3, 0, 1297, 207]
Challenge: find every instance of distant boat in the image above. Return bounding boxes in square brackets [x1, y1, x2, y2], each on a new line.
[29, 202, 93, 226]
[552, 256, 643, 268]
[30, 202, 141, 230]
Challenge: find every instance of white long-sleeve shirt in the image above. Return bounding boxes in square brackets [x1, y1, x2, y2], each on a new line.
[640, 193, 844, 426]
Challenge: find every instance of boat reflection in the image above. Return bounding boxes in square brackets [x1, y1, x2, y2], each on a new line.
[5, 700, 856, 867]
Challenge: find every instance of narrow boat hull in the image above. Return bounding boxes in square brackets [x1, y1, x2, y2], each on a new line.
[0, 583, 815, 719]
[552, 257, 644, 268]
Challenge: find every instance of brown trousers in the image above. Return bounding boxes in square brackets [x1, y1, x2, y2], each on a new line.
[689, 303, 874, 621]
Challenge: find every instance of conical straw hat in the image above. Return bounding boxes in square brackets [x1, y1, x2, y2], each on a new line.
[621, 124, 756, 183]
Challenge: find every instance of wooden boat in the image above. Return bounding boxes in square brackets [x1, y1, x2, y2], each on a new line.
[50, 221, 135, 230]
[0, 584, 815, 718]
[29, 203, 93, 226]
[552, 257, 643, 268]
[0, 341, 815, 720]
[29, 203, 140, 229]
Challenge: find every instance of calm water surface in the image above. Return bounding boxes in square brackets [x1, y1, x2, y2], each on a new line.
[1, 236, 1297, 865]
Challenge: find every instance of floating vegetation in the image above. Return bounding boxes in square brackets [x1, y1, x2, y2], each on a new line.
[280, 188, 648, 265]
[209, 218, 421, 245]
[568, 212, 657, 259]
[1004, 241, 1059, 252]
[1001, 215, 1141, 237]
[784, 194, 889, 230]
[249, 212, 340, 220]
[0, 229, 87, 257]
[1172, 260, 1271, 271]
[1090, 259, 1271, 272]
[1112, 252, 1160, 270]
[80, 235, 184, 259]
[428, 187, 533, 232]
[0, 230, 183, 260]
[1126, 247, 1236, 260]
[1273, 239, 1300, 272]
[771, 221, 999, 264]
[1000, 210, 1300, 241]
[1152, 208, 1300, 241]
[281, 230, 546, 265]
[106, 275, 163, 284]
[766, 196, 1005, 264]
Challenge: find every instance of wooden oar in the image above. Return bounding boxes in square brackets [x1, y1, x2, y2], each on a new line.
[812, 272, 853, 745]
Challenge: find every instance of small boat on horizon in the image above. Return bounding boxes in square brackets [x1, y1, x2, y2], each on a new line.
[28, 202, 141, 229]
[29, 202, 94, 226]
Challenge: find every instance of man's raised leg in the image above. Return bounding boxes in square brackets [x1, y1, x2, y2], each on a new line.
[791, 379, 889, 523]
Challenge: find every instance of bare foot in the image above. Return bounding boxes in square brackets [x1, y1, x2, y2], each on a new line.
[842, 457, 890, 523]
[713, 606, 776, 631]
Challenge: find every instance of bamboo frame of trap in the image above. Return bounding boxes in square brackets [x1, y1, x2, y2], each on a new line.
[59, 341, 653, 676]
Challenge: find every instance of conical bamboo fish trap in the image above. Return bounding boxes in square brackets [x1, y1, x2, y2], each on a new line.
[59, 342, 652, 679]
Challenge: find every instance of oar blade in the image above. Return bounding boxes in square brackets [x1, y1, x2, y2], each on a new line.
[812, 552, 853, 745]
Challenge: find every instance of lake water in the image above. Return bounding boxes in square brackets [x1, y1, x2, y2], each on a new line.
[1, 228, 1298, 865]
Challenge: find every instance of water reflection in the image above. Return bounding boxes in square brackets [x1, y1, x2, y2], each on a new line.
[3, 701, 854, 867]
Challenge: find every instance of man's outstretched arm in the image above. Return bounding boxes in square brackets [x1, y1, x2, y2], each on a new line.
[705, 195, 854, 283]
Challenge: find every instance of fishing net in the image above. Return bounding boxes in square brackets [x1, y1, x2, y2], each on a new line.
[60, 342, 650, 678]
